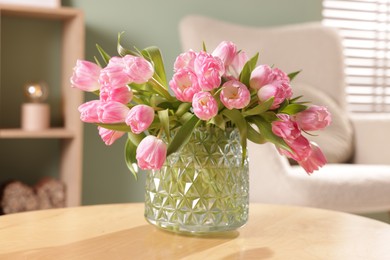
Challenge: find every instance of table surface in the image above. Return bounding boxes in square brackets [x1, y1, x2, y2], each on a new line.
[0, 203, 389, 259]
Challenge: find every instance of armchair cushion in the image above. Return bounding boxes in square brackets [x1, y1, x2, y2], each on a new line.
[289, 164, 390, 213]
[350, 113, 390, 164]
[293, 82, 354, 163]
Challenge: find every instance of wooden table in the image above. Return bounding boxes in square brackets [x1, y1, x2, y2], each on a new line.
[0, 203, 389, 259]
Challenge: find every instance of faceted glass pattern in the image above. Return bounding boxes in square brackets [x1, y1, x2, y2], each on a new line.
[144, 127, 249, 234]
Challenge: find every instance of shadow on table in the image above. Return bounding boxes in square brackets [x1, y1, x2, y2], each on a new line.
[0, 224, 246, 259]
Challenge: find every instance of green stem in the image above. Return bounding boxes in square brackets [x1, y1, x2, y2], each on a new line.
[150, 77, 175, 102]
[131, 96, 145, 105]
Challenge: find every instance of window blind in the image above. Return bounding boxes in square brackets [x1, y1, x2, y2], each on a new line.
[322, 0, 390, 112]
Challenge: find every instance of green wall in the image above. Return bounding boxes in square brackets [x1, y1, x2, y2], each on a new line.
[62, 0, 323, 205]
[0, 18, 62, 186]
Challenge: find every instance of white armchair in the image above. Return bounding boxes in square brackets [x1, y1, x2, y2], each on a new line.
[179, 15, 390, 214]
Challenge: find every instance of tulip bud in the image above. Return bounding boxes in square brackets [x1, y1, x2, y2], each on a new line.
[123, 55, 154, 84]
[212, 41, 237, 67]
[192, 91, 218, 120]
[98, 126, 125, 145]
[220, 80, 250, 110]
[71, 60, 101, 92]
[169, 69, 201, 102]
[78, 100, 101, 123]
[136, 136, 167, 170]
[97, 101, 129, 123]
[125, 105, 155, 134]
[295, 105, 332, 131]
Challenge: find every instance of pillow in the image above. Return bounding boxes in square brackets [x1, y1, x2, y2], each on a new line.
[292, 82, 354, 163]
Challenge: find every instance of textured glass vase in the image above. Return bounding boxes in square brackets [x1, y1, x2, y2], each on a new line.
[144, 127, 249, 234]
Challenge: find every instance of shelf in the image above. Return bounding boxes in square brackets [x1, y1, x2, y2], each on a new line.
[0, 128, 75, 138]
[0, 6, 84, 207]
[0, 4, 80, 20]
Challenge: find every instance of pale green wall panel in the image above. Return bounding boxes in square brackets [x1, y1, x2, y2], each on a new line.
[62, 0, 323, 205]
[0, 18, 62, 186]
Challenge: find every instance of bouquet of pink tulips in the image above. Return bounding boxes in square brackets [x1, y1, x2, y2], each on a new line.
[70, 35, 331, 177]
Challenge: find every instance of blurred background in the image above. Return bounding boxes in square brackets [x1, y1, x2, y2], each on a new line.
[2, 0, 389, 223]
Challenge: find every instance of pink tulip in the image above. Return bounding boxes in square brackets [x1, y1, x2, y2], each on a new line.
[225, 51, 249, 79]
[298, 142, 327, 174]
[99, 57, 131, 87]
[98, 126, 125, 145]
[136, 135, 167, 170]
[271, 71, 293, 106]
[212, 41, 237, 67]
[272, 68, 290, 83]
[70, 60, 101, 92]
[295, 105, 332, 131]
[272, 114, 301, 140]
[97, 101, 130, 123]
[125, 105, 155, 134]
[192, 91, 219, 120]
[123, 55, 154, 84]
[194, 51, 225, 91]
[273, 114, 311, 163]
[169, 68, 201, 102]
[250, 66, 292, 96]
[257, 84, 291, 110]
[100, 85, 133, 104]
[279, 135, 312, 162]
[249, 65, 274, 90]
[220, 80, 250, 110]
[173, 50, 197, 71]
[78, 100, 101, 123]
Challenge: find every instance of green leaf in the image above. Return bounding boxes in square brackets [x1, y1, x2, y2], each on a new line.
[209, 114, 226, 130]
[96, 44, 111, 65]
[288, 70, 301, 81]
[92, 89, 100, 97]
[117, 32, 139, 57]
[97, 123, 130, 132]
[148, 78, 175, 102]
[175, 102, 192, 117]
[243, 97, 274, 117]
[158, 109, 170, 142]
[93, 56, 102, 67]
[156, 101, 177, 110]
[248, 115, 291, 152]
[247, 122, 266, 144]
[239, 53, 259, 86]
[179, 112, 194, 124]
[127, 131, 146, 146]
[260, 111, 278, 122]
[221, 109, 247, 163]
[150, 94, 166, 107]
[124, 137, 139, 180]
[277, 99, 289, 112]
[289, 95, 303, 103]
[280, 104, 308, 115]
[202, 41, 207, 52]
[142, 46, 168, 87]
[128, 82, 145, 92]
[167, 115, 200, 156]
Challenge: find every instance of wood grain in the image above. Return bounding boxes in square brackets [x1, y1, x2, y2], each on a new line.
[0, 203, 389, 259]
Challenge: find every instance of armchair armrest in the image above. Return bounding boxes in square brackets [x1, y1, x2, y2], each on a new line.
[349, 113, 390, 164]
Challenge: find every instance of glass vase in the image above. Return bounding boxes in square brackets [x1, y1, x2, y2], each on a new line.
[144, 127, 249, 235]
